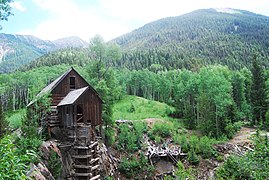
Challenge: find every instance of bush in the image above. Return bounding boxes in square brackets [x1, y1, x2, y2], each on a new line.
[173, 133, 217, 158]
[225, 121, 243, 139]
[117, 122, 147, 152]
[0, 135, 39, 179]
[48, 150, 62, 179]
[187, 148, 200, 165]
[6, 109, 26, 129]
[198, 136, 217, 158]
[105, 127, 115, 146]
[265, 110, 269, 130]
[128, 103, 136, 113]
[174, 161, 195, 180]
[152, 122, 174, 138]
[216, 135, 269, 179]
[119, 154, 154, 178]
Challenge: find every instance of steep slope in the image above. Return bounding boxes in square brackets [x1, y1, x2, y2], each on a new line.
[112, 8, 269, 69]
[0, 34, 88, 73]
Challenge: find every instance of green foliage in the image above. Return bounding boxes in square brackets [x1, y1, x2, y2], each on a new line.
[187, 148, 200, 165]
[0, 103, 7, 137]
[114, 9, 269, 71]
[128, 103, 136, 113]
[224, 121, 243, 139]
[265, 110, 269, 130]
[173, 133, 217, 158]
[6, 109, 26, 129]
[113, 95, 174, 120]
[86, 39, 123, 145]
[48, 150, 62, 179]
[173, 134, 189, 152]
[117, 122, 147, 152]
[24, 93, 51, 139]
[174, 161, 195, 179]
[151, 121, 175, 138]
[198, 136, 218, 158]
[251, 56, 267, 125]
[0, 135, 39, 179]
[118, 154, 154, 178]
[217, 135, 269, 179]
[105, 127, 115, 146]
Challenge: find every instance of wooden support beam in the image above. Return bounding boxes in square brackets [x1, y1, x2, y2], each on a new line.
[74, 173, 92, 177]
[90, 157, 99, 164]
[91, 165, 100, 171]
[73, 164, 91, 169]
[89, 141, 98, 149]
[90, 175, 100, 180]
[72, 155, 91, 159]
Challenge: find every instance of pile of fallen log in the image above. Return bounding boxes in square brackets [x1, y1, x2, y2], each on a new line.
[99, 143, 120, 179]
[146, 144, 187, 165]
[213, 142, 253, 156]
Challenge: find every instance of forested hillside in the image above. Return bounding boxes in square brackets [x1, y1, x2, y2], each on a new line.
[113, 8, 269, 69]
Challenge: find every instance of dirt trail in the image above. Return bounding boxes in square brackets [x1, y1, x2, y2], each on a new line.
[229, 127, 256, 144]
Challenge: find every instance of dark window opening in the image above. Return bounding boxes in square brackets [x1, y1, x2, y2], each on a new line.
[70, 76, 75, 90]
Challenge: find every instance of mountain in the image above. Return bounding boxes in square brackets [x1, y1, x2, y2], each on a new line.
[52, 36, 88, 49]
[0, 34, 88, 73]
[112, 8, 269, 69]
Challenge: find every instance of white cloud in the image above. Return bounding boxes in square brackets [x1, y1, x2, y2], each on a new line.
[20, 0, 269, 41]
[10, 1, 26, 12]
[25, 0, 130, 41]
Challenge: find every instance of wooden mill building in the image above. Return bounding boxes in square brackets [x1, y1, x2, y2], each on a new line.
[28, 67, 102, 180]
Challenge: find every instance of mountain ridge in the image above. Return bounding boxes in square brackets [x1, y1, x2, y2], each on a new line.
[110, 8, 269, 69]
[0, 33, 88, 73]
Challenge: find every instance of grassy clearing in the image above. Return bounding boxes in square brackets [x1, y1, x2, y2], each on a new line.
[6, 109, 26, 129]
[112, 95, 175, 120]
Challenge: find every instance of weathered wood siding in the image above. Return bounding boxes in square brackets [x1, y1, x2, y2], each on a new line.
[75, 89, 102, 126]
[51, 70, 88, 106]
[48, 69, 102, 126]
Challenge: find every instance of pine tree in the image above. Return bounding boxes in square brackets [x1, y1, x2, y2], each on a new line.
[251, 55, 267, 125]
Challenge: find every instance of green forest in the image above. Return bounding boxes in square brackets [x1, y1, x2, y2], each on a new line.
[1, 35, 269, 179]
[1, 1, 269, 179]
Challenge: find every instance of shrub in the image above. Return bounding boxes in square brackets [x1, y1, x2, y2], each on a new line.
[265, 110, 269, 130]
[48, 150, 62, 179]
[128, 103, 136, 113]
[119, 154, 154, 178]
[117, 122, 147, 152]
[225, 121, 243, 139]
[174, 161, 195, 180]
[105, 127, 115, 146]
[6, 109, 26, 129]
[173, 134, 189, 152]
[0, 135, 39, 179]
[152, 122, 174, 138]
[187, 148, 200, 165]
[189, 135, 200, 154]
[216, 135, 269, 179]
[198, 136, 217, 158]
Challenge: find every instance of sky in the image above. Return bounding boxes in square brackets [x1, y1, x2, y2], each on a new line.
[1, 0, 269, 42]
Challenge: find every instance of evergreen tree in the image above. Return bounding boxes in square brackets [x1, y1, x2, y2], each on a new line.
[251, 55, 267, 125]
